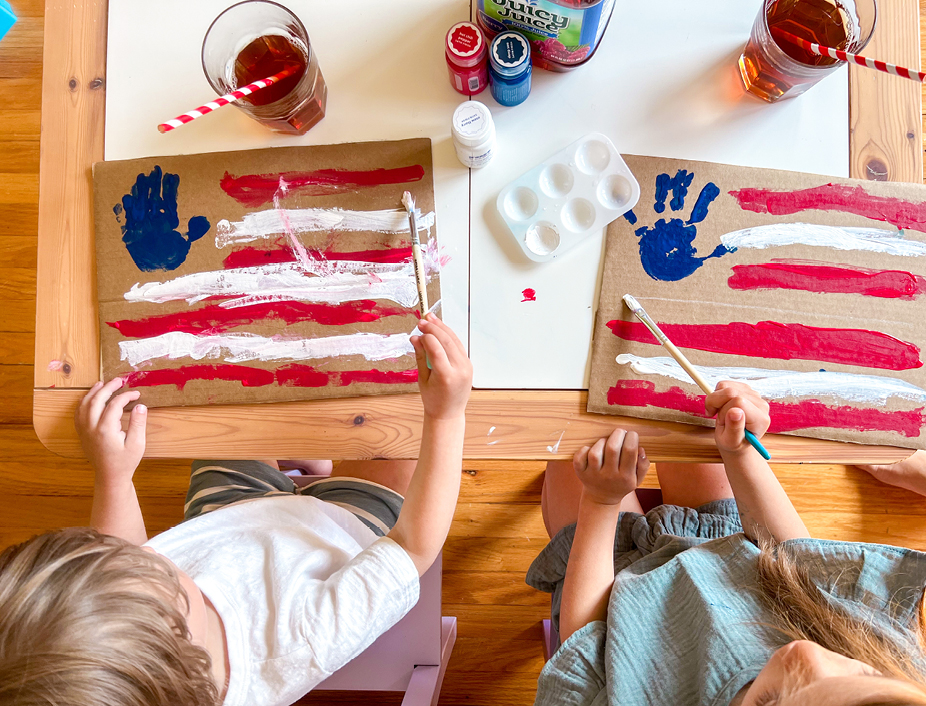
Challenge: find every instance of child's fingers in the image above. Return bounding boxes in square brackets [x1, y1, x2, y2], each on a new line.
[101, 390, 142, 429]
[617, 431, 639, 477]
[573, 445, 591, 474]
[411, 336, 431, 384]
[604, 428, 628, 470]
[722, 406, 747, 445]
[636, 447, 650, 485]
[705, 386, 741, 416]
[125, 404, 147, 455]
[87, 378, 125, 423]
[418, 317, 466, 367]
[585, 437, 607, 473]
[421, 333, 451, 373]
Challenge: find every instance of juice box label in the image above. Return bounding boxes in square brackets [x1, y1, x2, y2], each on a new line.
[477, 0, 613, 53]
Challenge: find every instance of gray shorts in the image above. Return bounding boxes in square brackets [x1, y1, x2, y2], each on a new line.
[183, 460, 404, 537]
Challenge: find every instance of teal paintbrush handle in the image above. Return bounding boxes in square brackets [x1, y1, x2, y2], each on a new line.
[743, 429, 771, 460]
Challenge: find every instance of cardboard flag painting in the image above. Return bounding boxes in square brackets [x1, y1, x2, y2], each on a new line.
[588, 154, 926, 450]
[93, 138, 440, 408]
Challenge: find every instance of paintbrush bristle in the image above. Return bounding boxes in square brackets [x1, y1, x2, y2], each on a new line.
[623, 294, 642, 313]
[401, 191, 415, 213]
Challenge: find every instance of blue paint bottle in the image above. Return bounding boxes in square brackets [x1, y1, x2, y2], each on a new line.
[489, 31, 531, 107]
[0, 1, 17, 42]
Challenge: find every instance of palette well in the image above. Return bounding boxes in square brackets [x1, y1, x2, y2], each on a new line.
[496, 133, 640, 262]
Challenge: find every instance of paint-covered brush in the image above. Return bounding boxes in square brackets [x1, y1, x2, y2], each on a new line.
[158, 65, 299, 133]
[622, 294, 772, 460]
[402, 191, 430, 315]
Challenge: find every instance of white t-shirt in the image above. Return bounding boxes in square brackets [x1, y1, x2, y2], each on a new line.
[145, 494, 420, 706]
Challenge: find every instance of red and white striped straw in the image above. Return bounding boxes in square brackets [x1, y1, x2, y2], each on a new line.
[158, 65, 298, 133]
[773, 29, 926, 82]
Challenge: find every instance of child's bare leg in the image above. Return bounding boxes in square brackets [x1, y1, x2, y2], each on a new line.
[278, 459, 334, 475]
[542, 461, 644, 539]
[259, 459, 281, 470]
[656, 463, 733, 508]
[332, 460, 418, 496]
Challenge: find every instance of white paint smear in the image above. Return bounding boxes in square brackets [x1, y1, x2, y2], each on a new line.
[547, 430, 566, 454]
[125, 263, 420, 308]
[616, 354, 926, 406]
[120, 331, 414, 367]
[215, 208, 437, 248]
[721, 223, 926, 257]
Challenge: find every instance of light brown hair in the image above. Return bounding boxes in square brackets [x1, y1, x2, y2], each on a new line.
[0, 527, 219, 706]
[757, 540, 926, 704]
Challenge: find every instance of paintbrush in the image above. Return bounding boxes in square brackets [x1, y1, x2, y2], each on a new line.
[402, 191, 429, 315]
[622, 294, 772, 460]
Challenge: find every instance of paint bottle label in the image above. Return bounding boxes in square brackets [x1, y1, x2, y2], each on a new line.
[476, 0, 616, 71]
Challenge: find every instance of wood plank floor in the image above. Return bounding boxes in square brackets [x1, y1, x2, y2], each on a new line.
[2, 3, 926, 704]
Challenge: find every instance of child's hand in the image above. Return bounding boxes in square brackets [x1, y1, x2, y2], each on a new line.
[856, 450, 926, 496]
[75, 378, 147, 483]
[573, 429, 649, 506]
[705, 381, 770, 457]
[411, 315, 473, 420]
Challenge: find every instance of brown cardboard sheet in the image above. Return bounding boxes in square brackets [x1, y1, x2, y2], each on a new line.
[93, 138, 437, 408]
[588, 154, 926, 450]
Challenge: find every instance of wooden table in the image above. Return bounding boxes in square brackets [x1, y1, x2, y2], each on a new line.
[32, 0, 923, 463]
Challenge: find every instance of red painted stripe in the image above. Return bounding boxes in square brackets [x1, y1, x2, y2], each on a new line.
[606, 379, 926, 438]
[727, 260, 926, 300]
[124, 364, 419, 390]
[730, 183, 926, 232]
[275, 364, 419, 388]
[605, 319, 922, 371]
[124, 365, 275, 390]
[220, 165, 426, 207]
[221, 245, 413, 269]
[106, 299, 409, 337]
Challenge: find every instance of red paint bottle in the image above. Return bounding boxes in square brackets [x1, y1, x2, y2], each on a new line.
[445, 22, 489, 96]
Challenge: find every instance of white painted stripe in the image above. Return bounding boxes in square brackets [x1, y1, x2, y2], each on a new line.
[124, 262, 419, 307]
[615, 354, 926, 406]
[120, 331, 415, 367]
[215, 208, 436, 248]
[721, 223, 926, 257]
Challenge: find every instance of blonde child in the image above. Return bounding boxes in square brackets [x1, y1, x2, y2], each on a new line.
[0, 314, 471, 706]
[530, 382, 926, 706]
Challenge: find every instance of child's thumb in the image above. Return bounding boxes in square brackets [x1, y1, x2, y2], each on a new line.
[725, 407, 746, 443]
[126, 404, 147, 452]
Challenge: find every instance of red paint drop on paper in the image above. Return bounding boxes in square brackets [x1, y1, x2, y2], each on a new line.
[107, 300, 409, 338]
[606, 319, 922, 371]
[123, 365, 275, 390]
[728, 259, 926, 300]
[222, 245, 413, 269]
[729, 183, 926, 233]
[521, 288, 537, 302]
[606, 379, 926, 437]
[220, 165, 426, 207]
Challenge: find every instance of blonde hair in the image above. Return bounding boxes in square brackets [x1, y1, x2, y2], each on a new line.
[0, 527, 219, 706]
[757, 540, 926, 703]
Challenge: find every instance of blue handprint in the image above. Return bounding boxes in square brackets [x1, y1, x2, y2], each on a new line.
[623, 170, 731, 282]
[114, 166, 211, 272]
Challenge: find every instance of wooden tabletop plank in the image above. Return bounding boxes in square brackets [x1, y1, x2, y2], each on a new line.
[32, 0, 924, 460]
[849, 0, 923, 181]
[33, 388, 914, 463]
[33, 0, 106, 389]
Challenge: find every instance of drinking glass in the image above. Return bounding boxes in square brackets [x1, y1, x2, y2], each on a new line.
[739, 0, 877, 103]
[201, 0, 328, 134]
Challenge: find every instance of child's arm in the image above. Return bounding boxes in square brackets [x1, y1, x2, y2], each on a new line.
[559, 429, 649, 641]
[706, 381, 809, 543]
[856, 450, 926, 496]
[75, 378, 149, 545]
[387, 314, 473, 576]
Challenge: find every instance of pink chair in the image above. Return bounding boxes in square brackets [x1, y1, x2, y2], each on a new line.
[289, 470, 456, 705]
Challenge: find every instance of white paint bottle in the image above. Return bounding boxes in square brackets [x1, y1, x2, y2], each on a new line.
[451, 100, 496, 169]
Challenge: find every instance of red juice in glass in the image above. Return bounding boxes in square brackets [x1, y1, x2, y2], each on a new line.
[739, 0, 877, 102]
[202, 1, 328, 135]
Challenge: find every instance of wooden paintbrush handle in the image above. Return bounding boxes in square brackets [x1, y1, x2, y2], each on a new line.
[663, 339, 713, 394]
[412, 243, 429, 314]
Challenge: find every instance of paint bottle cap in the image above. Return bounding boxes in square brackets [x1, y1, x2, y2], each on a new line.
[452, 101, 495, 148]
[489, 32, 531, 79]
[446, 22, 486, 69]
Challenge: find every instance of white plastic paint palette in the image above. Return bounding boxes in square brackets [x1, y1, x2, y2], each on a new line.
[496, 133, 641, 262]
